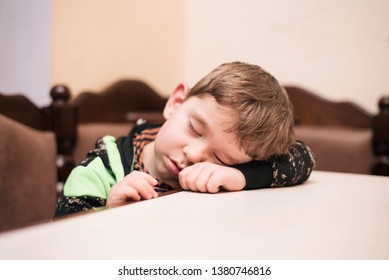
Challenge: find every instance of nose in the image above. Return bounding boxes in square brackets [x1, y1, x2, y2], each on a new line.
[182, 141, 209, 165]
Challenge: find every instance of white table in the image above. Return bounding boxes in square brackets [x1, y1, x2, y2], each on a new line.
[0, 171, 388, 259]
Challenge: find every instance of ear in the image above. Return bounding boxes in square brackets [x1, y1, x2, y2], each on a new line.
[163, 83, 188, 119]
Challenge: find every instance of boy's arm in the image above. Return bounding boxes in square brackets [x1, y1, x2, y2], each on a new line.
[54, 157, 116, 218]
[54, 192, 107, 218]
[54, 135, 160, 218]
[54, 136, 123, 218]
[234, 141, 315, 190]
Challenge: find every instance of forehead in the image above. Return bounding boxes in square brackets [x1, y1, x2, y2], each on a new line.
[184, 95, 236, 129]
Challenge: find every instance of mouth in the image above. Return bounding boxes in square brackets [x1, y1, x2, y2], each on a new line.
[165, 157, 183, 176]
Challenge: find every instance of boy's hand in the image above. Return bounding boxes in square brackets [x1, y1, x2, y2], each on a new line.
[106, 171, 159, 207]
[178, 162, 246, 193]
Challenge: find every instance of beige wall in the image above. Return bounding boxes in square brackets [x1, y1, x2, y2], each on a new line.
[186, 0, 389, 113]
[52, 0, 186, 97]
[52, 0, 389, 113]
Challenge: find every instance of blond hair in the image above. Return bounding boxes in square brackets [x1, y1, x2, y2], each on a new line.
[188, 61, 295, 160]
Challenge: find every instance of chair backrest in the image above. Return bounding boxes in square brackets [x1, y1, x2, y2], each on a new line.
[284, 86, 372, 128]
[0, 92, 50, 130]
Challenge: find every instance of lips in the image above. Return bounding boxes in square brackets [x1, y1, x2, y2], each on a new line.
[165, 157, 182, 176]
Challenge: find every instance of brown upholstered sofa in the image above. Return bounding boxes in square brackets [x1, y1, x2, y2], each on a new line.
[1, 80, 388, 233]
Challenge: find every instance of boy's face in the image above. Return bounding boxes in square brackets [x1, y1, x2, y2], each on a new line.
[143, 84, 252, 187]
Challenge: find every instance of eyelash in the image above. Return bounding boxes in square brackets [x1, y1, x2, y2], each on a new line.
[213, 153, 226, 165]
[188, 120, 201, 137]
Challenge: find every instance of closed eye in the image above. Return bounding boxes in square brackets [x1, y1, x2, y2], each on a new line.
[188, 119, 201, 137]
[213, 153, 227, 165]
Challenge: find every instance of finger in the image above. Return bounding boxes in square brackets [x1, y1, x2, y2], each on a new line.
[125, 186, 142, 200]
[193, 169, 213, 193]
[191, 163, 221, 193]
[178, 167, 190, 190]
[206, 171, 223, 193]
[142, 173, 160, 188]
[181, 164, 204, 192]
[125, 171, 159, 185]
[132, 181, 159, 199]
[124, 171, 159, 198]
[108, 186, 141, 206]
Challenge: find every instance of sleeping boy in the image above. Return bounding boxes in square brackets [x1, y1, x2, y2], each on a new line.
[55, 61, 315, 217]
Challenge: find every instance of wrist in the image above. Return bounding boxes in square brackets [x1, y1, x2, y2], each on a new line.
[223, 168, 246, 191]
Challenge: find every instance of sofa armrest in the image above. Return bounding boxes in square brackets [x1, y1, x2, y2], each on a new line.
[0, 115, 57, 232]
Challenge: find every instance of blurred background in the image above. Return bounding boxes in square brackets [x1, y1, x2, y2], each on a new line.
[0, 0, 388, 113]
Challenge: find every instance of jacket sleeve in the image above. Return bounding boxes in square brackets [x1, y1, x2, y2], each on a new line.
[233, 141, 316, 190]
[54, 191, 107, 218]
[54, 136, 124, 218]
[53, 156, 116, 218]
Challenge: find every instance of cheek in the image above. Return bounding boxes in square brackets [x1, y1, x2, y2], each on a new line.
[155, 120, 181, 150]
[162, 115, 188, 138]
[155, 125, 171, 149]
